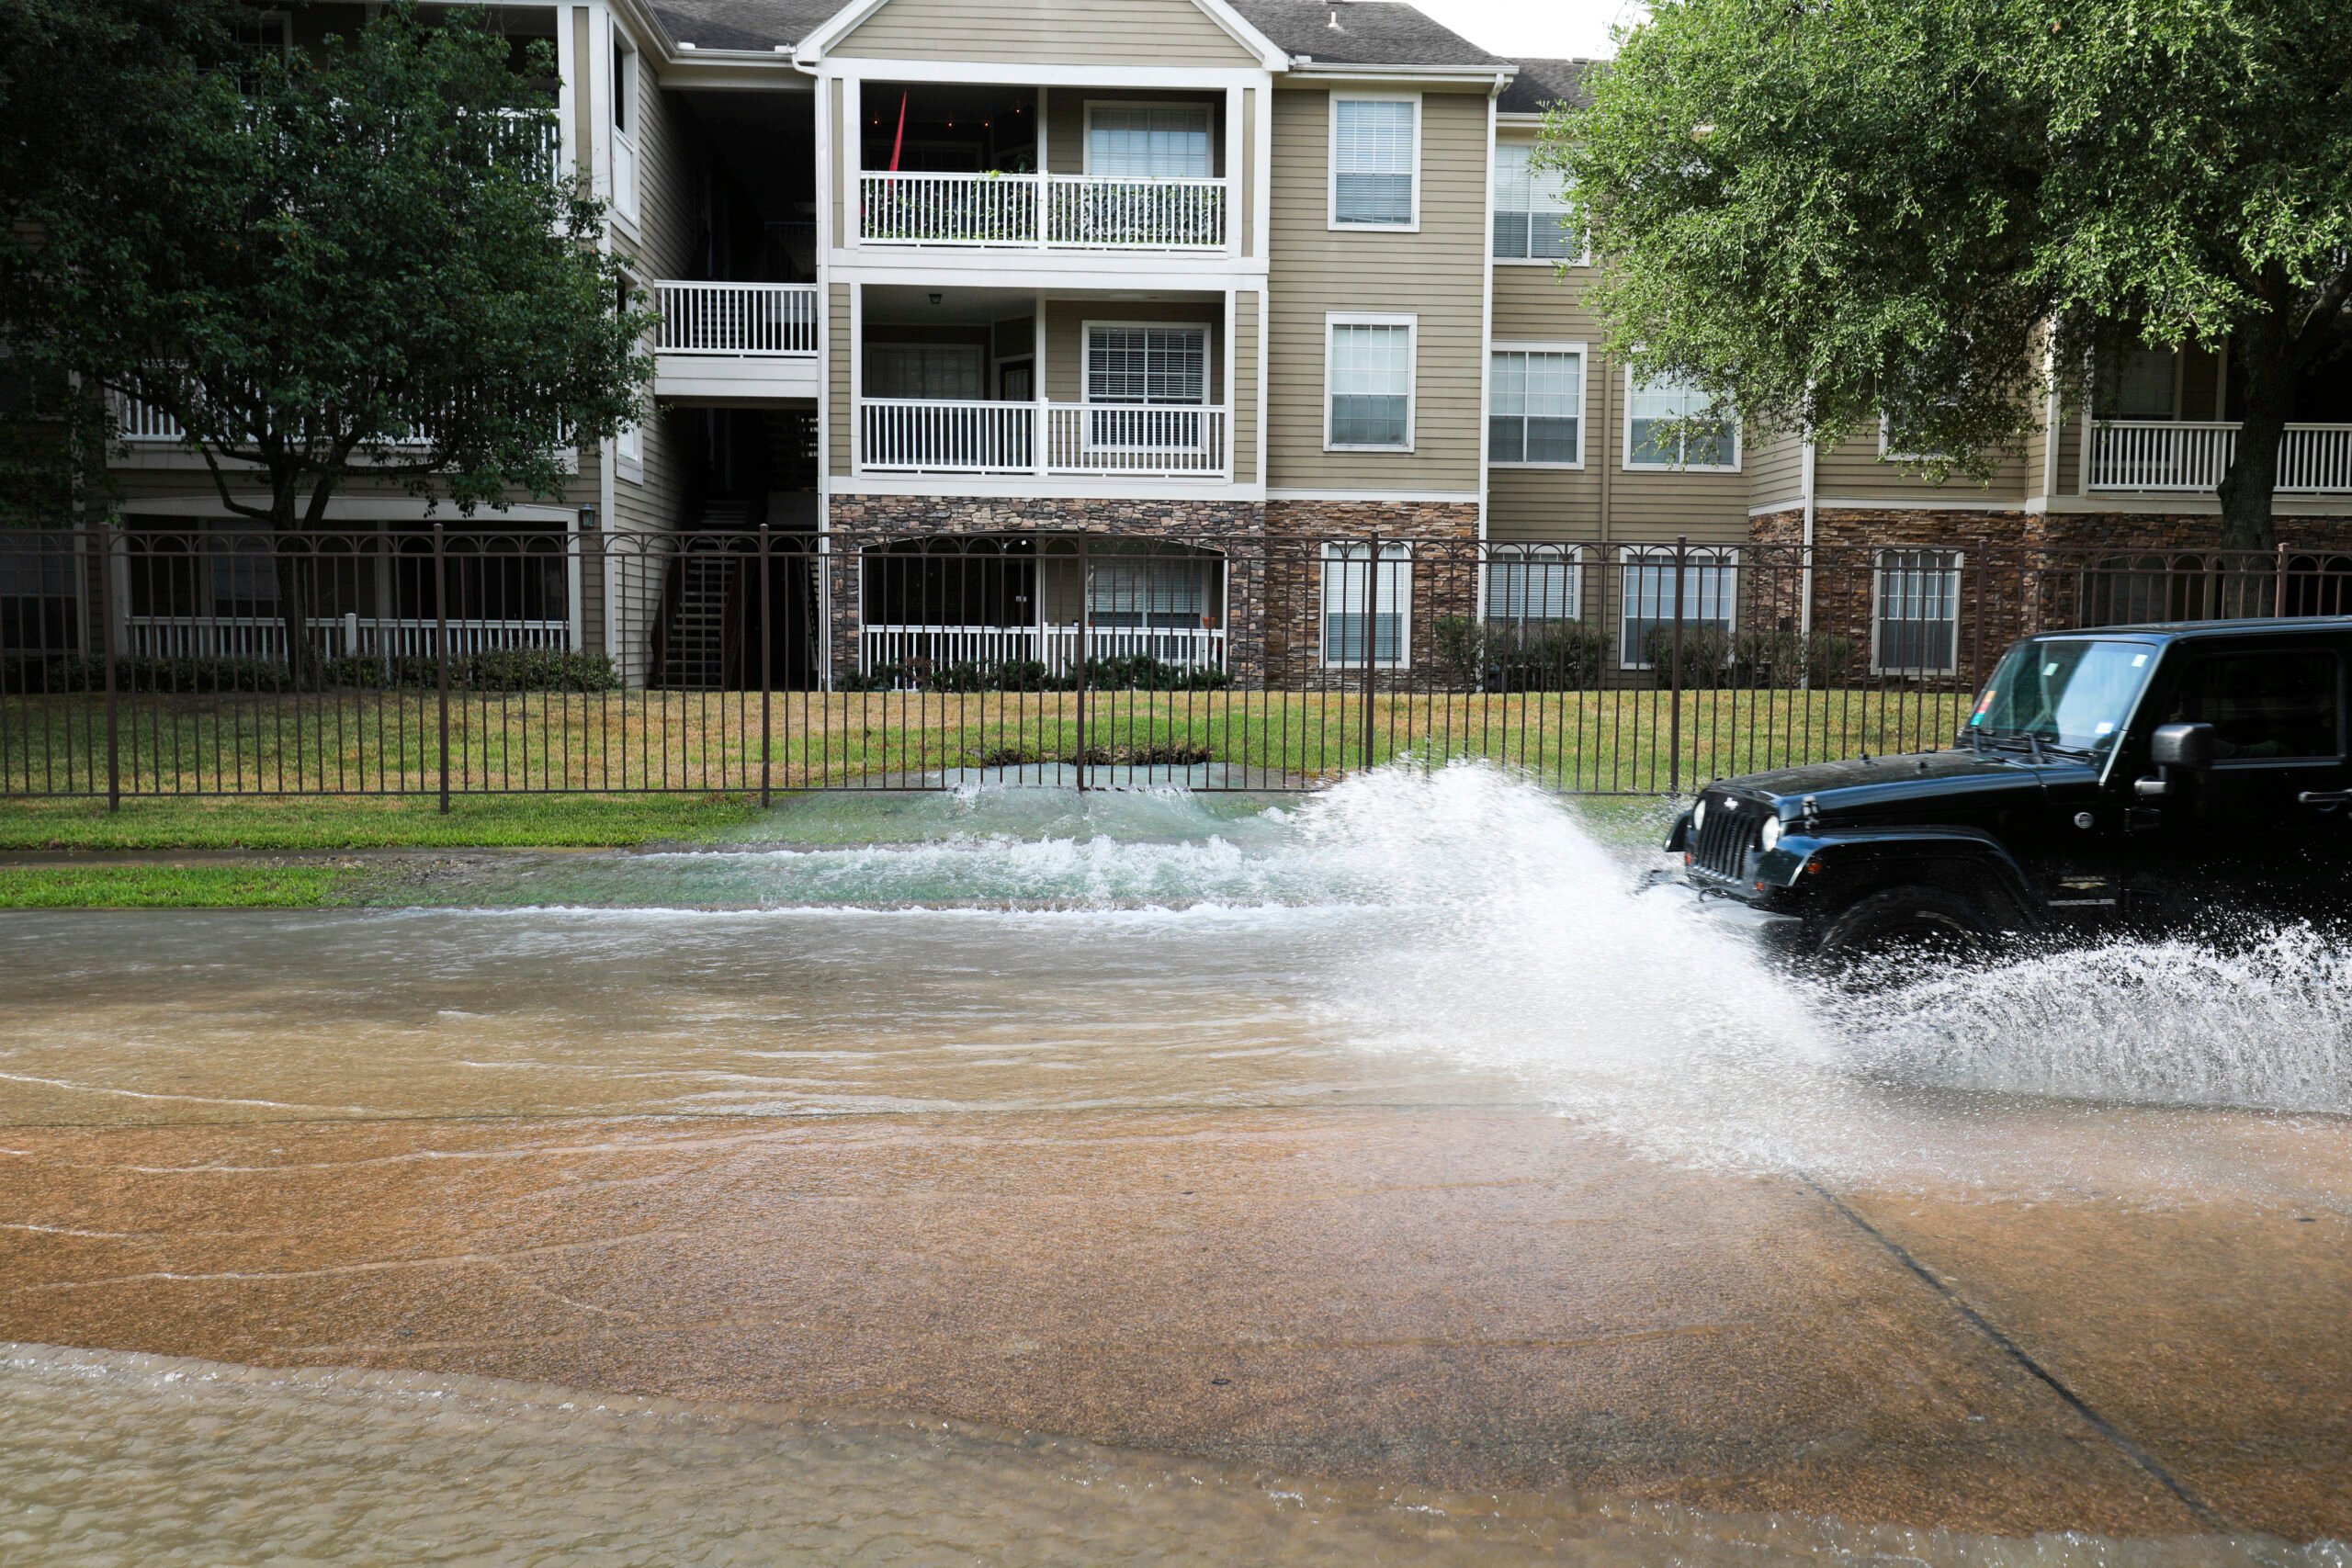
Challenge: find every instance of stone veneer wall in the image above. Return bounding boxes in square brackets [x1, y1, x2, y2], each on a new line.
[1261, 499, 1483, 686]
[820, 494, 1269, 685]
[1750, 507, 2352, 678]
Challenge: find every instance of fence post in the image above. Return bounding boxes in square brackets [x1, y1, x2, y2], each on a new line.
[2275, 539, 2292, 618]
[758, 523, 773, 808]
[434, 522, 450, 814]
[96, 521, 119, 811]
[1361, 533, 1380, 772]
[1073, 532, 1089, 792]
[1668, 536, 1687, 798]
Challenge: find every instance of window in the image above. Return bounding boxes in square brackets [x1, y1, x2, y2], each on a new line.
[0, 536, 76, 654]
[1091, 556, 1215, 629]
[1322, 542, 1412, 668]
[231, 11, 291, 92]
[2097, 347, 2178, 421]
[2168, 649, 2343, 761]
[1873, 548, 1962, 675]
[609, 29, 639, 222]
[1086, 324, 1207, 451]
[1486, 545, 1582, 623]
[1625, 367, 1737, 469]
[865, 344, 983, 400]
[210, 534, 278, 615]
[1326, 316, 1414, 450]
[1490, 348, 1584, 465]
[1330, 96, 1418, 228]
[1491, 142, 1577, 260]
[1619, 547, 1736, 668]
[1085, 104, 1213, 178]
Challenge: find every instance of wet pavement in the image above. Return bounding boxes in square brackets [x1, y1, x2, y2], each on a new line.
[2, 769, 2348, 1560]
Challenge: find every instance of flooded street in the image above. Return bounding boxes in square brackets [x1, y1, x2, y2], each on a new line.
[3, 766, 2349, 1562]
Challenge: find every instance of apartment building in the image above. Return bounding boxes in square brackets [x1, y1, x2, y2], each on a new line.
[85, 0, 2352, 689]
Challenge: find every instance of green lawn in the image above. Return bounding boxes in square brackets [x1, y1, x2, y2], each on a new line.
[4, 688, 1969, 805]
[0, 794, 769, 852]
[0, 863, 365, 908]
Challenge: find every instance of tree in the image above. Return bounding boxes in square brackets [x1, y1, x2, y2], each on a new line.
[1551, 0, 2352, 551]
[0, 1, 651, 675]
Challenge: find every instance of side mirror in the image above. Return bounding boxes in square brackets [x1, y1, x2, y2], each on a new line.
[2150, 722, 2218, 770]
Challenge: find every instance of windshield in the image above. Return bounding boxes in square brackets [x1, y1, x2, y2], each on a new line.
[1969, 638, 2155, 755]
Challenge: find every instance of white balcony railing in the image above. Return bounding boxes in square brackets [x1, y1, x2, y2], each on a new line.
[124, 613, 569, 663]
[860, 172, 1228, 250]
[2089, 420, 2352, 492]
[655, 281, 820, 355]
[861, 624, 1227, 677]
[109, 392, 435, 448]
[860, 399, 1229, 479]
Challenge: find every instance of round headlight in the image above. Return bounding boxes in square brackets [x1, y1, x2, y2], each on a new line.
[1691, 798, 1708, 832]
[1759, 816, 1781, 852]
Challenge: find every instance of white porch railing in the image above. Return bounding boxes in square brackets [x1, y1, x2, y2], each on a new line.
[2089, 420, 2352, 492]
[124, 614, 569, 663]
[860, 172, 1227, 250]
[109, 393, 435, 448]
[861, 400, 1229, 478]
[655, 281, 820, 355]
[861, 624, 1228, 676]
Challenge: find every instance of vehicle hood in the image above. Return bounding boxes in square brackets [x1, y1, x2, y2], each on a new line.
[1713, 749, 2098, 820]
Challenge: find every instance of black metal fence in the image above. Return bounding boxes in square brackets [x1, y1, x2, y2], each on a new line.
[4, 525, 2345, 803]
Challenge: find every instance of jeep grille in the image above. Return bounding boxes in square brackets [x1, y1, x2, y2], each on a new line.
[1691, 795, 1763, 882]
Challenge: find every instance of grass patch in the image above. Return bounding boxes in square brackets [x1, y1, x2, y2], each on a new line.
[0, 863, 363, 908]
[0, 795, 769, 852]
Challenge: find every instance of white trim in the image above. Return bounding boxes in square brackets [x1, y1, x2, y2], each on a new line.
[831, 476, 1267, 502]
[1487, 135, 1588, 265]
[1267, 488, 1480, 503]
[1080, 99, 1217, 179]
[1487, 342, 1589, 469]
[811, 60, 1272, 88]
[1323, 311, 1417, 453]
[1615, 545, 1740, 671]
[1868, 547, 1965, 678]
[115, 497, 580, 523]
[1080, 320, 1212, 404]
[1477, 91, 1496, 547]
[797, 0, 1285, 69]
[847, 279, 864, 477]
[1327, 91, 1420, 232]
[1620, 364, 1742, 474]
[1483, 541, 1587, 623]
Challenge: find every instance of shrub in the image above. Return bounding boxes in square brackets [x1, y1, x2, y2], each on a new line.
[1641, 626, 1864, 689]
[1, 649, 618, 694]
[1436, 615, 1607, 692]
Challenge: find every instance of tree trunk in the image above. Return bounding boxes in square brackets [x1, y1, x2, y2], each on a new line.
[2215, 319, 2292, 558]
[268, 481, 322, 692]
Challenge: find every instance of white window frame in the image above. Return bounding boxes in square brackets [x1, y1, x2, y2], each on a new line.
[240, 9, 294, 52]
[1489, 140, 1587, 265]
[609, 27, 641, 226]
[1080, 100, 1216, 178]
[1328, 92, 1421, 232]
[1320, 540, 1413, 671]
[1324, 312, 1417, 453]
[1622, 365, 1741, 473]
[1488, 343, 1588, 469]
[1870, 547, 1964, 677]
[1616, 546, 1739, 671]
[1484, 543, 1586, 624]
[1080, 319, 1211, 455]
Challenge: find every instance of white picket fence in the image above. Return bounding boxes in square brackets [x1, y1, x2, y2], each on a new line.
[654, 281, 820, 355]
[860, 172, 1227, 250]
[861, 624, 1227, 677]
[2089, 421, 2352, 492]
[124, 614, 570, 663]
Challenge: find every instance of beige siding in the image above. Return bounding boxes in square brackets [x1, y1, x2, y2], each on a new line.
[1238, 88, 1256, 254]
[2055, 407, 2084, 496]
[1040, 300, 1223, 403]
[1233, 291, 1260, 484]
[607, 416, 685, 686]
[1266, 88, 1487, 492]
[1814, 431, 2030, 502]
[1746, 432, 1804, 511]
[830, 77, 848, 250]
[1490, 261, 1601, 343]
[829, 285, 853, 473]
[1043, 89, 1225, 175]
[832, 0, 1256, 66]
[1486, 464, 1600, 542]
[620, 62, 695, 279]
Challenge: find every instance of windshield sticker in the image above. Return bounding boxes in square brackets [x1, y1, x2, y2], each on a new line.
[2132, 652, 2149, 667]
[2095, 721, 2115, 736]
[1970, 689, 1996, 726]
[2043, 662, 2060, 676]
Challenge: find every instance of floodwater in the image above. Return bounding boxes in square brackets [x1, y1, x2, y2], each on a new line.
[3, 764, 2349, 1562]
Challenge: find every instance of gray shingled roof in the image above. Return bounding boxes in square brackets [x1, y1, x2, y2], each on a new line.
[641, 0, 1521, 71]
[1229, 1, 1509, 67]
[1498, 57, 1597, 116]
[645, 0, 844, 52]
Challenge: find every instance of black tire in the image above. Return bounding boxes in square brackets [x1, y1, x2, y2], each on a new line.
[1815, 886, 1994, 974]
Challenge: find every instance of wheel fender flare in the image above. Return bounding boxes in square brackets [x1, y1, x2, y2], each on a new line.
[1765, 828, 2041, 930]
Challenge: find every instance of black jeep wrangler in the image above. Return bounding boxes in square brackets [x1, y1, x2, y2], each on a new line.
[1661, 616, 2352, 960]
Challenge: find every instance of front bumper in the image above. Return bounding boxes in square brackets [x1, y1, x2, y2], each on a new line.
[1637, 869, 1811, 952]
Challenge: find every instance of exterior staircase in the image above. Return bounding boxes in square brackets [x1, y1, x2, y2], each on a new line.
[660, 503, 746, 690]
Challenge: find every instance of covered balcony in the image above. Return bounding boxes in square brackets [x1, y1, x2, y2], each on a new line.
[858, 536, 1229, 682]
[2086, 341, 2352, 493]
[855, 83, 1229, 253]
[855, 285, 1234, 481]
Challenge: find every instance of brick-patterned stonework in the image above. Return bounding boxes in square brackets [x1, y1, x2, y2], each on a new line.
[1263, 499, 1484, 685]
[1750, 506, 2352, 677]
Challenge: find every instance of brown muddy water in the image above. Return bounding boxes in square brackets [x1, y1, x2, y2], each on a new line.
[3, 765, 2350, 1563]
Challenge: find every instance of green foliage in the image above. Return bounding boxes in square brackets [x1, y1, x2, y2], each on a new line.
[1433, 615, 1608, 691]
[845, 654, 1232, 694]
[1552, 0, 2352, 546]
[5, 649, 618, 694]
[1639, 626, 1860, 690]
